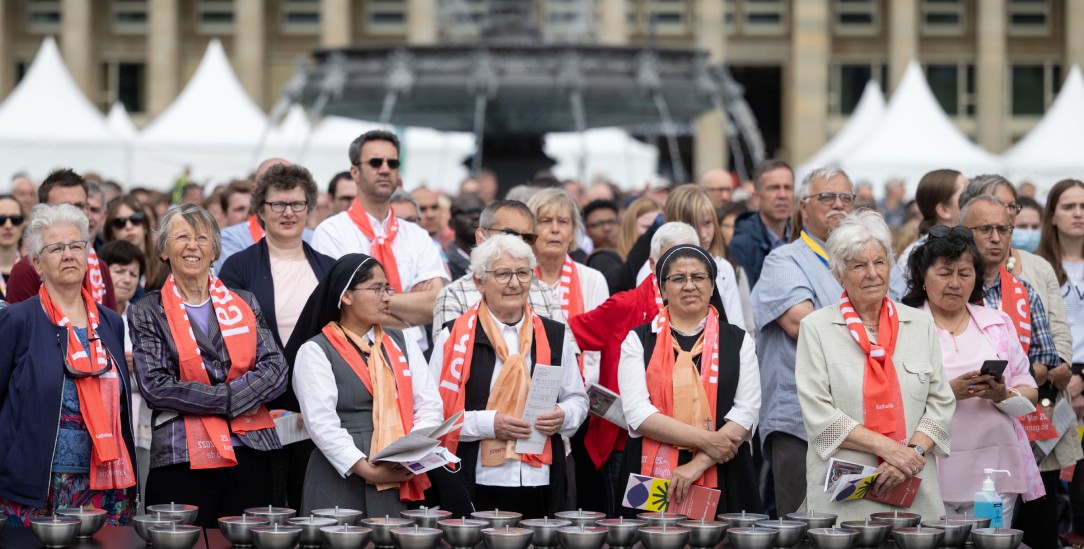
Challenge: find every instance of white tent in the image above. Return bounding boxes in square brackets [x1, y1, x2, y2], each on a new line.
[106, 102, 138, 141]
[799, 80, 885, 178]
[545, 128, 660, 190]
[131, 39, 272, 189]
[1002, 65, 1084, 188]
[840, 61, 1002, 193]
[0, 37, 126, 182]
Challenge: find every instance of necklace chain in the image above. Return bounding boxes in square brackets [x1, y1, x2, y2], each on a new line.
[933, 312, 968, 352]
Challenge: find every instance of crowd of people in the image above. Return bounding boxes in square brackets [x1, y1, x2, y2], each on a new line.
[2, 129, 1084, 547]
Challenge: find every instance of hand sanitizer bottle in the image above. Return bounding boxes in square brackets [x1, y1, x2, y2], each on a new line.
[974, 468, 1011, 527]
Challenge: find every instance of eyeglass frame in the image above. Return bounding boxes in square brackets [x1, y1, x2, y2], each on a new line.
[485, 268, 533, 284]
[349, 284, 397, 297]
[362, 157, 401, 170]
[968, 224, 1015, 237]
[39, 240, 89, 257]
[928, 225, 974, 240]
[109, 212, 146, 230]
[60, 333, 116, 379]
[264, 200, 309, 213]
[802, 192, 857, 206]
[481, 227, 538, 246]
[0, 214, 25, 227]
[663, 272, 713, 287]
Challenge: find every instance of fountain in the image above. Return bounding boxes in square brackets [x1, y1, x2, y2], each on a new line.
[286, 0, 764, 190]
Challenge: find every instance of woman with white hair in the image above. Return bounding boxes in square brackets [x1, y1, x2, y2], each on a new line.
[796, 210, 955, 522]
[430, 234, 588, 518]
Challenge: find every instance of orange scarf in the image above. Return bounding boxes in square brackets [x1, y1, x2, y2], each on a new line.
[247, 215, 265, 243]
[999, 267, 1032, 355]
[39, 285, 135, 490]
[161, 273, 275, 469]
[540, 256, 585, 375]
[840, 293, 907, 445]
[85, 246, 106, 304]
[347, 200, 403, 292]
[437, 300, 552, 466]
[322, 323, 431, 500]
[641, 307, 720, 488]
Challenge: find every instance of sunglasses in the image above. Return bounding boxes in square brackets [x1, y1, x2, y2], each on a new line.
[928, 225, 974, 240]
[110, 212, 146, 230]
[0, 214, 24, 226]
[363, 157, 401, 170]
[61, 335, 115, 379]
[484, 227, 538, 246]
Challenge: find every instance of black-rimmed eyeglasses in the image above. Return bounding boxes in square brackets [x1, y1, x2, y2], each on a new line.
[264, 200, 308, 213]
[363, 158, 401, 170]
[60, 335, 115, 379]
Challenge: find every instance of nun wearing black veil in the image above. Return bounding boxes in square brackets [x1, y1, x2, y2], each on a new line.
[284, 253, 443, 516]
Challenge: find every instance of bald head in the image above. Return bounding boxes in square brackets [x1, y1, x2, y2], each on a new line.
[255, 158, 292, 181]
[699, 169, 734, 209]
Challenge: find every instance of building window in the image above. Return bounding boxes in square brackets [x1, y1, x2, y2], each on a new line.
[740, 0, 785, 35]
[281, 0, 320, 33]
[197, 0, 235, 33]
[833, 0, 878, 36]
[1008, 0, 1050, 36]
[829, 62, 886, 115]
[639, 0, 693, 36]
[724, 0, 736, 34]
[921, 0, 963, 35]
[365, 0, 406, 35]
[100, 61, 146, 114]
[113, 0, 148, 33]
[542, 0, 592, 41]
[925, 63, 974, 116]
[1011, 62, 1060, 116]
[28, 0, 61, 33]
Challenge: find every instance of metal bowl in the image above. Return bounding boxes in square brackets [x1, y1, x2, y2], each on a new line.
[439, 518, 490, 548]
[753, 519, 807, 548]
[244, 505, 297, 526]
[482, 525, 534, 549]
[807, 527, 859, 549]
[970, 527, 1025, 549]
[921, 519, 972, 548]
[727, 526, 778, 549]
[250, 523, 303, 549]
[287, 515, 338, 548]
[640, 525, 691, 549]
[55, 507, 107, 539]
[556, 525, 608, 549]
[146, 503, 199, 525]
[320, 524, 372, 549]
[472, 510, 523, 529]
[893, 526, 944, 549]
[29, 515, 81, 548]
[717, 512, 770, 528]
[132, 512, 185, 542]
[519, 517, 571, 548]
[218, 515, 271, 547]
[391, 525, 444, 549]
[596, 518, 645, 548]
[362, 515, 415, 548]
[637, 511, 688, 528]
[312, 506, 364, 526]
[839, 520, 893, 548]
[786, 511, 839, 529]
[870, 511, 921, 529]
[940, 514, 992, 530]
[148, 523, 202, 549]
[401, 507, 452, 529]
[555, 509, 607, 528]
[679, 519, 729, 549]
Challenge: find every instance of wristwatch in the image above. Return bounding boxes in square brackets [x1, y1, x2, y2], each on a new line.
[1041, 398, 1053, 407]
[908, 444, 926, 457]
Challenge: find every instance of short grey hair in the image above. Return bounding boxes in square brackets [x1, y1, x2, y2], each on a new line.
[527, 187, 583, 251]
[390, 190, 420, 213]
[469, 233, 537, 281]
[825, 210, 894, 279]
[798, 167, 853, 200]
[24, 204, 90, 259]
[86, 181, 103, 200]
[155, 204, 223, 263]
[650, 222, 699, 261]
[959, 194, 1007, 225]
[959, 174, 1017, 210]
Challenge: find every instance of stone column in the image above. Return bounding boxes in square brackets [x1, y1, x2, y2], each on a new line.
[976, 0, 1007, 152]
[61, 0, 95, 101]
[785, 0, 830, 165]
[148, 0, 181, 117]
[321, 0, 353, 47]
[0, 0, 10, 97]
[1067, 0, 1084, 71]
[407, 0, 437, 44]
[236, 0, 266, 106]
[888, 0, 917, 91]
[599, 0, 627, 45]
[694, 0, 727, 176]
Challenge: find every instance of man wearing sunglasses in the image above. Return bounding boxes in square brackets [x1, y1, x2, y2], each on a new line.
[446, 193, 486, 281]
[313, 130, 448, 353]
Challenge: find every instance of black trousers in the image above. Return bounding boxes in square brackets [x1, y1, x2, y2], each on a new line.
[145, 446, 274, 528]
[474, 485, 551, 519]
[570, 421, 609, 514]
[1012, 468, 1060, 549]
[270, 440, 315, 509]
[766, 432, 807, 518]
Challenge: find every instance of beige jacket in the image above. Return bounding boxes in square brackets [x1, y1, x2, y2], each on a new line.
[796, 302, 955, 523]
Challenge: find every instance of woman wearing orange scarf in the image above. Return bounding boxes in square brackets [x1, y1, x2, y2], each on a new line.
[290, 253, 443, 517]
[618, 243, 761, 515]
[0, 204, 136, 526]
[796, 211, 954, 522]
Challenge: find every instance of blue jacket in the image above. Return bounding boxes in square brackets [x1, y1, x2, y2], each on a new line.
[0, 296, 136, 507]
[728, 212, 783, 289]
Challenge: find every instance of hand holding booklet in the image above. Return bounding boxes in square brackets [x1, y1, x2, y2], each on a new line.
[823, 457, 921, 508]
[587, 383, 627, 429]
[369, 411, 464, 474]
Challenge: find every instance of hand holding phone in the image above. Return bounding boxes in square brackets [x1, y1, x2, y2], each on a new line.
[979, 359, 1008, 383]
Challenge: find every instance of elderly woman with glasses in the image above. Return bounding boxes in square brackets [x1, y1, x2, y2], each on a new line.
[901, 225, 1040, 525]
[796, 211, 955, 522]
[0, 204, 137, 526]
[128, 204, 288, 527]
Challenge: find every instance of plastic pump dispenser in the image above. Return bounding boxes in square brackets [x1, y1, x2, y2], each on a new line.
[974, 469, 1011, 527]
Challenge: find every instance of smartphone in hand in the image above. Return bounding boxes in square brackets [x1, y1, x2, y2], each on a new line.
[979, 359, 1008, 383]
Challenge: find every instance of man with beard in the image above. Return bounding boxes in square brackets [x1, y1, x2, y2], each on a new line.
[750, 167, 855, 517]
[729, 159, 796, 288]
[446, 194, 485, 280]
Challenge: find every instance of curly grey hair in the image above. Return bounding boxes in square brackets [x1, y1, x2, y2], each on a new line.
[24, 204, 90, 259]
[469, 233, 537, 281]
[825, 210, 894, 280]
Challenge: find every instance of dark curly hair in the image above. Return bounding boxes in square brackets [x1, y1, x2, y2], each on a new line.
[901, 230, 985, 308]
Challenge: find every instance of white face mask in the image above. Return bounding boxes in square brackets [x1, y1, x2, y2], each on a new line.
[1012, 228, 1041, 253]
